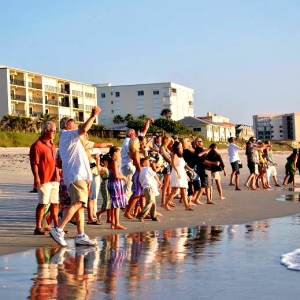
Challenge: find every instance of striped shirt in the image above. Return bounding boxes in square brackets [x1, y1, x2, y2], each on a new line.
[59, 129, 92, 188]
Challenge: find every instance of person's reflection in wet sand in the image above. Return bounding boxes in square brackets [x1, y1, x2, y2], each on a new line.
[29, 245, 99, 299]
[101, 234, 127, 295]
[28, 247, 59, 299]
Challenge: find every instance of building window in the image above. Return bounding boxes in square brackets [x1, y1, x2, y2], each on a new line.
[100, 101, 107, 108]
[153, 90, 159, 95]
[115, 92, 120, 97]
[137, 108, 145, 114]
[115, 100, 120, 107]
[163, 88, 170, 97]
[137, 99, 145, 106]
[111, 101, 113, 104]
[152, 98, 160, 105]
[111, 91, 113, 95]
[101, 93, 106, 98]
[111, 110, 114, 113]
[137, 90, 144, 96]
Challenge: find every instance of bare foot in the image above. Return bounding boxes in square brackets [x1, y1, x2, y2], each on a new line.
[244, 184, 249, 189]
[111, 225, 115, 229]
[156, 211, 163, 217]
[189, 201, 196, 206]
[124, 213, 134, 219]
[220, 196, 226, 200]
[169, 202, 176, 207]
[115, 224, 127, 230]
[194, 200, 204, 206]
[162, 204, 172, 211]
[235, 188, 241, 191]
[229, 183, 235, 186]
[206, 201, 216, 205]
[185, 206, 195, 211]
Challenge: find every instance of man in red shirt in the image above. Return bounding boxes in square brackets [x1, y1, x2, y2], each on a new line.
[30, 121, 59, 235]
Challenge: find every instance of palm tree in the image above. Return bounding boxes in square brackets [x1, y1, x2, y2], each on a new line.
[113, 114, 124, 124]
[138, 114, 148, 121]
[160, 109, 172, 119]
[124, 113, 134, 122]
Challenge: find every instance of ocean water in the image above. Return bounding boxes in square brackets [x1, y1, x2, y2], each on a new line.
[1, 215, 300, 299]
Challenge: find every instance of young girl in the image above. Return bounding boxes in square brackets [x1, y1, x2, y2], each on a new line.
[96, 154, 112, 224]
[107, 146, 127, 229]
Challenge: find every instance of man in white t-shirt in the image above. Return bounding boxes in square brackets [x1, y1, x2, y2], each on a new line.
[137, 157, 162, 222]
[50, 107, 101, 247]
[227, 137, 245, 191]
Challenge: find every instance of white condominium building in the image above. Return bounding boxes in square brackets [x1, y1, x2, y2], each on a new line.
[0, 65, 98, 125]
[253, 113, 300, 142]
[94, 82, 194, 128]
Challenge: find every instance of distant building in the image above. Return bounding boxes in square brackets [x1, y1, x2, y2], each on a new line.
[94, 82, 194, 128]
[235, 124, 255, 141]
[178, 116, 235, 142]
[195, 112, 236, 141]
[253, 113, 300, 142]
[0, 65, 98, 124]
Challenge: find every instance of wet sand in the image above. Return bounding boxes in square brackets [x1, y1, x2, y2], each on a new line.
[0, 147, 299, 256]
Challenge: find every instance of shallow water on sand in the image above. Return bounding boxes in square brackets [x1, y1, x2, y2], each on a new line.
[1, 215, 300, 299]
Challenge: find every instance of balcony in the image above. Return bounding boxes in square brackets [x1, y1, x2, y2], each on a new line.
[85, 105, 93, 111]
[28, 82, 42, 90]
[29, 97, 43, 104]
[59, 88, 70, 94]
[46, 100, 58, 106]
[73, 103, 84, 109]
[11, 94, 26, 101]
[45, 85, 58, 93]
[59, 100, 69, 107]
[10, 78, 25, 87]
[30, 112, 43, 118]
[12, 109, 25, 115]
[74, 116, 84, 122]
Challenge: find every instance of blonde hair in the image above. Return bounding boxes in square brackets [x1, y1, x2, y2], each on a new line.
[129, 137, 140, 159]
[182, 138, 190, 149]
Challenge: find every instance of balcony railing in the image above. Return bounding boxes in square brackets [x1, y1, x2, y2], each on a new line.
[12, 109, 25, 115]
[46, 100, 58, 106]
[59, 88, 70, 94]
[28, 82, 42, 89]
[73, 104, 84, 109]
[10, 79, 25, 87]
[11, 94, 26, 101]
[74, 116, 84, 122]
[85, 105, 93, 111]
[45, 85, 58, 93]
[29, 97, 43, 104]
[59, 101, 69, 107]
[30, 112, 43, 118]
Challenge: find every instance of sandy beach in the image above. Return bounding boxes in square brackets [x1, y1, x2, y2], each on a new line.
[0, 147, 299, 256]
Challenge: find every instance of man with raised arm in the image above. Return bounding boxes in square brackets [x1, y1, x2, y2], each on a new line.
[50, 107, 101, 247]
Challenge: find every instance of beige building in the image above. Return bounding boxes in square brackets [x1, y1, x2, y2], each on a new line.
[0, 65, 97, 125]
[178, 116, 235, 142]
[235, 124, 255, 141]
[253, 113, 300, 142]
[94, 82, 194, 128]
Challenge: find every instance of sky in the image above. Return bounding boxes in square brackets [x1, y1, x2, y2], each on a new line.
[1, 0, 300, 125]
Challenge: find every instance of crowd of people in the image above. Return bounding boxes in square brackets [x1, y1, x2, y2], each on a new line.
[29, 109, 300, 247]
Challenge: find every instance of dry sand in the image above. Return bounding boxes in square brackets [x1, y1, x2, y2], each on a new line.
[0, 147, 299, 256]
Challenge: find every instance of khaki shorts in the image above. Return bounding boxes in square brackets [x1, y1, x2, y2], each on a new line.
[211, 171, 221, 180]
[38, 182, 59, 205]
[68, 180, 89, 208]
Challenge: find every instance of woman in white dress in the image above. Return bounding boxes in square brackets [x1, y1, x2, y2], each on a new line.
[164, 141, 195, 211]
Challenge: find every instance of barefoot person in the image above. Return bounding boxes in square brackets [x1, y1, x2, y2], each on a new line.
[107, 146, 127, 229]
[227, 137, 244, 191]
[30, 121, 60, 235]
[49, 107, 101, 246]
